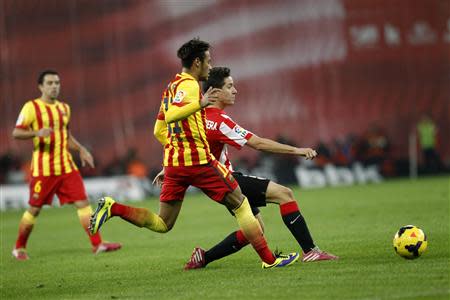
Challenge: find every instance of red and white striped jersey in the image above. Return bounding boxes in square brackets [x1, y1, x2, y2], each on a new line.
[205, 107, 253, 171]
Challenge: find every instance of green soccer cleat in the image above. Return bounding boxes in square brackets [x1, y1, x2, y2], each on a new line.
[262, 252, 300, 269]
[89, 197, 115, 235]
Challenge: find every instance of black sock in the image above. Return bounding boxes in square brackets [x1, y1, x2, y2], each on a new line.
[204, 231, 247, 265]
[282, 211, 315, 253]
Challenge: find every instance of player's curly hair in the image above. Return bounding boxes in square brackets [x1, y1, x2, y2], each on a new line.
[203, 67, 230, 93]
[37, 70, 59, 85]
[177, 38, 210, 68]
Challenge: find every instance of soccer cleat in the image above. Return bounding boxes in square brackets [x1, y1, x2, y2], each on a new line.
[92, 242, 122, 254]
[89, 196, 115, 235]
[184, 247, 206, 270]
[262, 252, 300, 269]
[302, 247, 339, 262]
[12, 248, 29, 261]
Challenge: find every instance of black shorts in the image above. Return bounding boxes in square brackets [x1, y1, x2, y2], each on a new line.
[228, 172, 271, 216]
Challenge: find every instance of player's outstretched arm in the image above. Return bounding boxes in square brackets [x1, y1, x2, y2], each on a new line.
[165, 87, 220, 124]
[12, 127, 52, 140]
[246, 135, 317, 160]
[68, 132, 95, 168]
[165, 101, 201, 124]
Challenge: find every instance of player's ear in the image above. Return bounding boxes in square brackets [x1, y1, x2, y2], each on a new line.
[195, 57, 201, 67]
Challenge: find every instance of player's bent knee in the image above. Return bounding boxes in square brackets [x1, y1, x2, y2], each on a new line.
[282, 186, 294, 200]
[146, 213, 170, 233]
[267, 182, 295, 204]
[28, 206, 41, 217]
[163, 221, 174, 232]
[272, 185, 294, 203]
[73, 200, 90, 209]
[223, 191, 244, 211]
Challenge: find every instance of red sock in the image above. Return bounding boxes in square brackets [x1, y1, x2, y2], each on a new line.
[15, 222, 33, 249]
[237, 226, 274, 263]
[86, 229, 102, 247]
[253, 237, 275, 263]
[234, 198, 276, 264]
[111, 202, 131, 217]
[111, 202, 150, 227]
[77, 208, 102, 247]
[238, 227, 274, 263]
[279, 201, 299, 216]
[235, 230, 249, 247]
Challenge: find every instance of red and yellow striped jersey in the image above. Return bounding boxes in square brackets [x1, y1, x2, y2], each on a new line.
[156, 72, 212, 167]
[15, 98, 78, 177]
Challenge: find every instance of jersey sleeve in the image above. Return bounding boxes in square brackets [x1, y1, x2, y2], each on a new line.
[156, 100, 165, 121]
[64, 103, 71, 125]
[154, 101, 168, 146]
[15, 101, 35, 129]
[165, 80, 201, 123]
[217, 113, 253, 150]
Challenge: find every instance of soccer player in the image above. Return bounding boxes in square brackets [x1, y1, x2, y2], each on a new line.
[12, 70, 121, 260]
[90, 38, 299, 269]
[178, 67, 339, 269]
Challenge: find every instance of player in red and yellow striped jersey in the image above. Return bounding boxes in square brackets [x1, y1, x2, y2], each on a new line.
[90, 39, 299, 269]
[11, 70, 121, 261]
[158, 71, 212, 167]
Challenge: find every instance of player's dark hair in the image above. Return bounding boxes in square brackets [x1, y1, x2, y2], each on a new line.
[177, 38, 210, 68]
[37, 70, 59, 85]
[202, 67, 231, 93]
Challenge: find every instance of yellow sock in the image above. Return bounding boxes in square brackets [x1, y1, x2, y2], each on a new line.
[113, 204, 168, 233]
[233, 197, 274, 263]
[22, 211, 36, 225]
[77, 205, 93, 218]
[232, 197, 262, 238]
[144, 211, 168, 233]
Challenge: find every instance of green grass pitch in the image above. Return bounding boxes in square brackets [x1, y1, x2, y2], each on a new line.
[1, 176, 449, 299]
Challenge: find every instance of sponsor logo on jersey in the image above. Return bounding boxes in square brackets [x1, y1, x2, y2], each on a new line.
[233, 125, 248, 138]
[173, 90, 186, 103]
[206, 120, 218, 130]
[60, 108, 67, 116]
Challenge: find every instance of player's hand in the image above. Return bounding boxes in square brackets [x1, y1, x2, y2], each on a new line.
[80, 147, 95, 168]
[300, 148, 317, 160]
[200, 87, 221, 108]
[36, 128, 53, 137]
[152, 169, 164, 187]
[214, 89, 232, 104]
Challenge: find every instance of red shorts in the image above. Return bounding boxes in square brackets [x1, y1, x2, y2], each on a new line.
[160, 160, 238, 203]
[28, 171, 88, 207]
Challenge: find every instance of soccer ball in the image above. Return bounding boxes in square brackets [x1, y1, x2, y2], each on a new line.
[393, 225, 427, 259]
